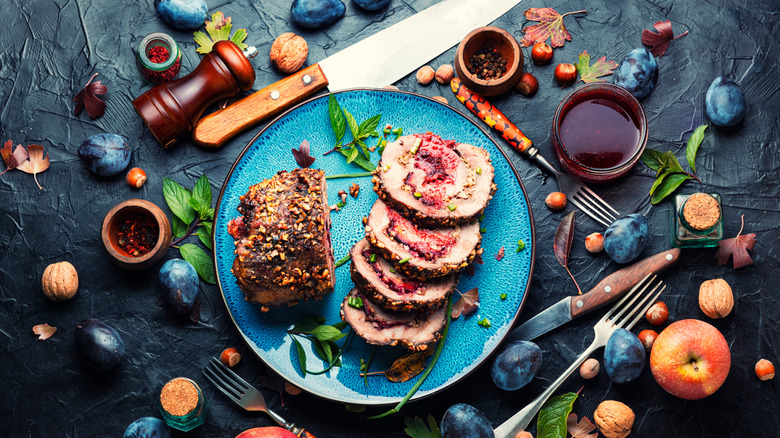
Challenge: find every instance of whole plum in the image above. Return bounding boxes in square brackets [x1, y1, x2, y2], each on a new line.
[159, 258, 200, 314]
[613, 48, 658, 99]
[154, 0, 207, 30]
[604, 328, 646, 383]
[74, 318, 125, 371]
[603, 213, 648, 264]
[440, 403, 495, 438]
[354, 0, 392, 11]
[78, 133, 131, 177]
[291, 0, 346, 29]
[124, 417, 171, 438]
[491, 340, 542, 391]
[705, 76, 746, 127]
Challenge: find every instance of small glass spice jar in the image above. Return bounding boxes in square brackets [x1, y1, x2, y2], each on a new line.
[670, 192, 724, 248]
[159, 377, 208, 431]
[137, 32, 182, 85]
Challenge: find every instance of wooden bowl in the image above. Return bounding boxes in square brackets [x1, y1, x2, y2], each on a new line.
[454, 26, 523, 96]
[101, 199, 172, 270]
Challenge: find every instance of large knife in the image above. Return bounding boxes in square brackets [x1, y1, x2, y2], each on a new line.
[505, 248, 681, 343]
[192, 0, 526, 148]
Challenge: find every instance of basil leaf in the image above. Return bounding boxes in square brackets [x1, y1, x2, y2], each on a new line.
[197, 226, 212, 250]
[179, 243, 216, 284]
[313, 338, 333, 364]
[163, 177, 195, 225]
[649, 170, 670, 196]
[292, 315, 326, 333]
[537, 392, 578, 438]
[172, 216, 188, 239]
[358, 114, 382, 138]
[663, 151, 685, 174]
[310, 325, 347, 342]
[651, 173, 691, 204]
[191, 174, 212, 218]
[686, 123, 708, 173]
[332, 321, 348, 331]
[352, 154, 377, 172]
[344, 109, 359, 141]
[328, 93, 346, 143]
[290, 335, 307, 376]
[327, 340, 342, 367]
[346, 146, 359, 164]
[357, 139, 370, 160]
[640, 148, 666, 172]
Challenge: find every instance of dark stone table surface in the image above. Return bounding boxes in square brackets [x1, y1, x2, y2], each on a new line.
[1, 0, 778, 437]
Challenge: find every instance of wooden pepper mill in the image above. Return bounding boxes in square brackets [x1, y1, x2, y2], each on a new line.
[132, 40, 255, 148]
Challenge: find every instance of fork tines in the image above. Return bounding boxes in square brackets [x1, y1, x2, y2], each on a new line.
[202, 357, 252, 401]
[570, 187, 621, 227]
[601, 274, 666, 330]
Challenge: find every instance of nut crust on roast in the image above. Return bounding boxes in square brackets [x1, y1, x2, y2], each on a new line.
[373, 133, 497, 228]
[228, 169, 334, 311]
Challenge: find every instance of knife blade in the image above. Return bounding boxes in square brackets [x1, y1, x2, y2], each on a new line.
[192, 0, 526, 148]
[505, 248, 681, 343]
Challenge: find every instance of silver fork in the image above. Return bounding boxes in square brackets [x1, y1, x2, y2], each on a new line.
[494, 274, 666, 438]
[202, 357, 316, 438]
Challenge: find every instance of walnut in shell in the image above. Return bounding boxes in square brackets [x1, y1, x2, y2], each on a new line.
[594, 400, 634, 438]
[698, 278, 734, 319]
[270, 33, 308, 74]
[41, 261, 79, 301]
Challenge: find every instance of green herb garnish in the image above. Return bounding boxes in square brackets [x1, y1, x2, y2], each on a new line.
[336, 200, 346, 208]
[334, 253, 351, 268]
[369, 253, 377, 263]
[326, 172, 373, 180]
[288, 316, 352, 376]
[389, 267, 396, 274]
[410, 137, 422, 154]
[327, 93, 382, 172]
[516, 239, 525, 252]
[348, 296, 364, 309]
[480, 227, 487, 233]
[641, 123, 708, 204]
[500, 293, 507, 300]
[398, 257, 410, 264]
[446, 204, 457, 211]
[477, 317, 491, 328]
[476, 166, 482, 175]
[404, 415, 442, 438]
[414, 192, 423, 198]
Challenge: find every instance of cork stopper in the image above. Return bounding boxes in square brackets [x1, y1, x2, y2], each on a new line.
[160, 378, 199, 416]
[682, 193, 720, 231]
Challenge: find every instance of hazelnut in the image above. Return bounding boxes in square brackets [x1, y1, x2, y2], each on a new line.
[545, 192, 567, 210]
[531, 42, 553, 65]
[638, 329, 658, 351]
[382, 85, 400, 91]
[554, 63, 577, 86]
[126, 167, 146, 189]
[270, 33, 308, 74]
[645, 301, 669, 326]
[594, 400, 634, 438]
[755, 358, 775, 381]
[579, 357, 600, 379]
[585, 232, 604, 253]
[416, 65, 435, 85]
[220, 347, 242, 367]
[41, 261, 79, 302]
[431, 96, 448, 104]
[515, 72, 539, 96]
[435, 64, 455, 84]
[515, 432, 533, 438]
[698, 278, 734, 319]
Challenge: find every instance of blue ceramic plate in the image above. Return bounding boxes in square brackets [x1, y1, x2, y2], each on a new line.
[214, 89, 535, 405]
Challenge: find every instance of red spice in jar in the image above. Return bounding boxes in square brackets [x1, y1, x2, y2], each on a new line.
[148, 45, 170, 63]
[114, 211, 159, 257]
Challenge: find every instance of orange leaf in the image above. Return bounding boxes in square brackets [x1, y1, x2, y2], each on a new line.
[1, 140, 29, 175]
[33, 323, 57, 341]
[451, 287, 479, 319]
[16, 144, 49, 189]
[567, 413, 598, 438]
[520, 8, 587, 48]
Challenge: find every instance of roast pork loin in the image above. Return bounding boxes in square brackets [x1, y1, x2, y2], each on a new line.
[373, 133, 496, 227]
[364, 200, 482, 280]
[340, 288, 446, 351]
[350, 238, 457, 313]
[227, 169, 334, 311]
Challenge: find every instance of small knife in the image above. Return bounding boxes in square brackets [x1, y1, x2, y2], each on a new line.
[506, 248, 681, 343]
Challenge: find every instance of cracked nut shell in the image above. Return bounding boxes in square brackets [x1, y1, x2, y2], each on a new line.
[270, 32, 308, 74]
[594, 400, 635, 438]
[698, 278, 734, 319]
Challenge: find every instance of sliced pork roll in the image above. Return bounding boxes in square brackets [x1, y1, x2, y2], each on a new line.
[364, 200, 482, 280]
[373, 133, 497, 227]
[350, 239, 457, 312]
[340, 289, 446, 351]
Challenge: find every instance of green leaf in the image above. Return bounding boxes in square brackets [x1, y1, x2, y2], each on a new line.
[179, 243, 216, 284]
[328, 93, 346, 143]
[292, 315, 327, 333]
[313, 338, 333, 364]
[404, 415, 442, 438]
[290, 335, 307, 376]
[191, 175, 212, 218]
[358, 114, 382, 138]
[194, 12, 246, 54]
[352, 154, 377, 172]
[327, 340, 342, 367]
[651, 173, 690, 204]
[197, 227, 212, 250]
[357, 139, 370, 160]
[193, 31, 214, 54]
[332, 321, 348, 331]
[649, 170, 670, 196]
[163, 178, 195, 225]
[641, 148, 666, 172]
[309, 325, 347, 342]
[537, 392, 578, 438]
[345, 109, 359, 141]
[575, 50, 618, 84]
[229, 28, 248, 51]
[686, 123, 708, 173]
[663, 151, 685, 174]
[346, 147, 359, 164]
[172, 216, 188, 239]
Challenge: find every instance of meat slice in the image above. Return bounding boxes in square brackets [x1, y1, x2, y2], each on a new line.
[340, 289, 446, 351]
[365, 200, 482, 280]
[350, 239, 457, 312]
[228, 168, 334, 311]
[373, 133, 497, 227]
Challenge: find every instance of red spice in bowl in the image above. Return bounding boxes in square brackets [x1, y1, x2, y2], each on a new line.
[101, 199, 171, 270]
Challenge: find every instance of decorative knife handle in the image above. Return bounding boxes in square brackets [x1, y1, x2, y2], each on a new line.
[450, 78, 533, 154]
[569, 248, 681, 319]
[192, 64, 329, 149]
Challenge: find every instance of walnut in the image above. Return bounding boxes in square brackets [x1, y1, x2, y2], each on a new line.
[416, 66, 435, 85]
[698, 278, 734, 318]
[594, 400, 634, 438]
[270, 33, 308, 74]
[41, 261, 79, 302]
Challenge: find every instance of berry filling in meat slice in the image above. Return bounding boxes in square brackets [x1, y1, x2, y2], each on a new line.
[363, 249, 423, 295]
[385, 208, 456, 261]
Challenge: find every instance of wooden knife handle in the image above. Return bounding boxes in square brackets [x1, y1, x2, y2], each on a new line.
[450, 78, 533, 154]
[569, 248, 681, 319]
[192, 64, 329, 149]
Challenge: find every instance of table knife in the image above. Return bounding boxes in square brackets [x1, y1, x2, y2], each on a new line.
[505, 248, 681, 343]
[192, 0, 527, 148]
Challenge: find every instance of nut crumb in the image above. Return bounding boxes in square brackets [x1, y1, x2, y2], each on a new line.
[349, 183, 360, 198]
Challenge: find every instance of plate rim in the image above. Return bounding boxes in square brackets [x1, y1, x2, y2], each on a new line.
[212, 87, 536, 406]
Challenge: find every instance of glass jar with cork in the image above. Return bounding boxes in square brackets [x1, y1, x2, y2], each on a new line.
[670, 192, 724, 248]
[159, 377, 208, 431]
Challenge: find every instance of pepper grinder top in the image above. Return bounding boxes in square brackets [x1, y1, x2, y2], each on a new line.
[132, 40, 255, 149]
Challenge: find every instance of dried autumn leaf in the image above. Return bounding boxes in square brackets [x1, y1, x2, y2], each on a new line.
[575, 50, 618, 84]
[33, 323, 57, 341]
[73, 73, 107, 119]
[520, 8, 587, 48]
[554, 210, 581, 294]
[0, 140, 29, 175]
[714, 214, 757, 269]
[16, 144, 49, 190]
[495, 246, 505, 261]
[567, 413, 598, 438]
[292, 140, 316, 168]
[451, 287, 479, 319]
[641, 20, 689, 57]
[384, 348, 434, 383]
